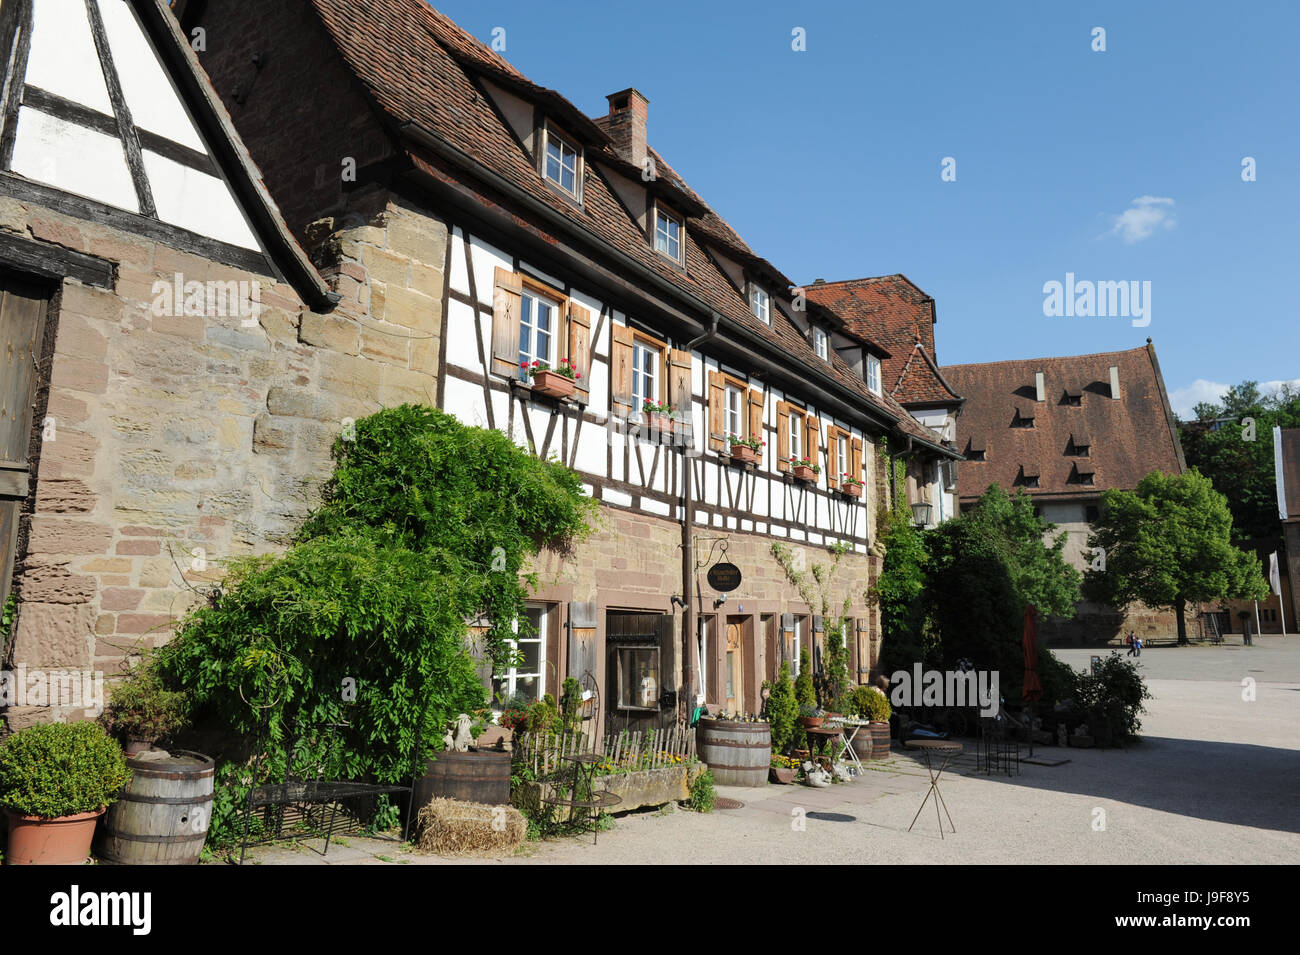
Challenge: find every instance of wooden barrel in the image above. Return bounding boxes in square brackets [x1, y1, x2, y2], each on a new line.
[99, 750, 214, 865]
[696, 720, 771, 787]
[869, 721, 891, 760]
[413, 750, 511, 810]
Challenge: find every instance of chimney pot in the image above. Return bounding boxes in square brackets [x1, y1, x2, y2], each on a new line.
[605, 87, 649, 170]
[1109, 365, 1121, 399]
[1034, 371, 1045, 402]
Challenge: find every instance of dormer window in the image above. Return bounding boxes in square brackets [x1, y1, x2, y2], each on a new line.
[813, 326, 829, 362]
[866, 354, 882, 395]
[750, 286, 770, 325]
[654, 207, 682, 263]
[1012, 405, 1035, 428]
[542, 123, 581, 199]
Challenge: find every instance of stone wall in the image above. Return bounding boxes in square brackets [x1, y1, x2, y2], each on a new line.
[2, 188, 445, 728]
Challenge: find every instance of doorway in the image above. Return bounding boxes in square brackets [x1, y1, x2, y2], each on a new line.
[724, 615, 746, 714]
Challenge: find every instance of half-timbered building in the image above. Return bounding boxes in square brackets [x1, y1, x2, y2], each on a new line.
[182, 0, 961, 727]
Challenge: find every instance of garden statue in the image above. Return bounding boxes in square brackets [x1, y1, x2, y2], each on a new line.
[803, 761, 831, 788]
[832, 762, 852, 783]
[451, 713, 474, 752]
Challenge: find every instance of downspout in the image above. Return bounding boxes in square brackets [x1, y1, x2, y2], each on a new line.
[680, 314, 721, 717]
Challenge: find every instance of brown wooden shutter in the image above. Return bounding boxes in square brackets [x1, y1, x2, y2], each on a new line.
[826, 426, 840, 489]
[747, 387, 764, 451]
[776, 401, 790, 471]
[707, 371, 725, 452]
[567, 302, 590, 403]
[610, 324, 635, 415]
[491, 267, 523, 378]
[852, 437, 863, 490]
[807, 416, 820, 475]
[670, 349, 693, 442]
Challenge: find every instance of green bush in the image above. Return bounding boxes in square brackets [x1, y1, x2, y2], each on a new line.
[765, 662, 798, 753]
[1076, 653, 1151, 743]
[849, 685, 891, 722]
[794, 649, 816, 710]
[100, 656, 187, 741]
[0, 722, 131, 819]
[688, 768, 716, 812]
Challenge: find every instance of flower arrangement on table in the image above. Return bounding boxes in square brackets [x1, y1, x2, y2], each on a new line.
[789, 456, 820, 481]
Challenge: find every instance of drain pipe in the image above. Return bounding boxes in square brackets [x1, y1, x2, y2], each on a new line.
[680, 314, 721, 717]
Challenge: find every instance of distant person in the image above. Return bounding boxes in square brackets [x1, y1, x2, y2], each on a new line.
[1134, 637, 1142, 657]
[1244, 624, 1253, 647]
[1126, 632, 1137, 656]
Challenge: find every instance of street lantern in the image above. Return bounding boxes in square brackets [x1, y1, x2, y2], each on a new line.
[911, 501, 933, 527]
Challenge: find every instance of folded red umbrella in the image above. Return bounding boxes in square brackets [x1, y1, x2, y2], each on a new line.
[1023, 603, 1043, 702]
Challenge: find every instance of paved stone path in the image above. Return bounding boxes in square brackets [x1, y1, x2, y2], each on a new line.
[242, 636, 1300, 865]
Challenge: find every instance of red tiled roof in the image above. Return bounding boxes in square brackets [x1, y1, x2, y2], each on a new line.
[941, 344, 1186, 501]
[303, 0, 952, 448]
[805, 274, 937, 386]
[891, 340, 963, 406]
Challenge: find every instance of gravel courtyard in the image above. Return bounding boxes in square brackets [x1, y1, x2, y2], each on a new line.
[249, 636, 1300, 865]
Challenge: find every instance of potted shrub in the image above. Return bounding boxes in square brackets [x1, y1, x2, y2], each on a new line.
[522, 358, 579, 398]
[850, 685, 893, 760]
[728, 432, 763, 465]
[797, 703, 825, 729]
[642, 400, 677, 435]
[789, 456, 819, 483]
[0, 721, 132, 865]
[841, 474, 864, 499]
[100, 658, 187, 754]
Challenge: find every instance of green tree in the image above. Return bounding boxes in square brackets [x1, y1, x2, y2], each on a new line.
[765, 662, 798, 753]
[794, 648, 816, 710]
[1084, 470, 1269, 644]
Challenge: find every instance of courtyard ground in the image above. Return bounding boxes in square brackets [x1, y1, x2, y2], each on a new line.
[245, 636, 1300, 865]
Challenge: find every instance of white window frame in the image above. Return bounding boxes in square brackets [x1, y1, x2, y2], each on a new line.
[813, 326, 829, 362]
[725, 384, 743, 437]
[793, 618, 803, 675]
[837, 433, 849, 479]
[697, 618, 710, 706]
[654, 207, 682, 263]
[542, 124, 581, 199]
[750, 285, 770, 325]
[867, 354, 882, 395]
[633, 338, 662, 408]
[518, 288, 558, 379]
[789, 411, 803, 461]
[495, 605, 548, 700]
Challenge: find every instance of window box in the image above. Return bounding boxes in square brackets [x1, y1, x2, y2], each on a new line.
[730, 443, 760, 466]
[841, 479, 864, 499]
[524, 359, 579, 399]
[646, 411, 677, 434]
[792, 464, 817, 483]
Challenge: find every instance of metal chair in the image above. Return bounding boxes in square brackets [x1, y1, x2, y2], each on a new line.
[976, 715, 1020, 777]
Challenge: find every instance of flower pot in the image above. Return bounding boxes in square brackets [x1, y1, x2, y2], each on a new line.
[841, 483, 863, 499]
[798, 716, 824, 729]
[729, 444, 759, 465]
[531, 370, 574, 399]
[769, 766, 795, 785]
[792, 465, 817, 483]
[646, 412, 676, 434]
[4, 808, 104, 865]
[124, 737, 156, 756]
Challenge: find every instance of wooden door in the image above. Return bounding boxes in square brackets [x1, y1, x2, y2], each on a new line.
[724, 620, 743, 713]
[0, 276, 49, 614]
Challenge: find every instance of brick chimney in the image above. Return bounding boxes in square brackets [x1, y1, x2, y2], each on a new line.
[605, 88, 649, 169]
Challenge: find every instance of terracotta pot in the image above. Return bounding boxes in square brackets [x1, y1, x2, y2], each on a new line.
[792, 465, 817, 482]
[5, 808, 104, 865]
[798, 716, 824, 729]
[730, 444, 760, 465]
[842, 483, 863, 498]
[531, 370, 574, 399]
[769, 766, 795, 785]
[124, 738, 156, 756]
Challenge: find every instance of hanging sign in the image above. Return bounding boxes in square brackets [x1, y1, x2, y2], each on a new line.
[707, 562, 742, 592]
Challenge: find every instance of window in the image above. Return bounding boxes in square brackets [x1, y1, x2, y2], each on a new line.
[789, 411, 803, 461]
[1012, 408, 1035, 428]
[867, 354, 882, 395]
[633, 338, 662, 407]
[654, 208, 682, 262]
[751, 286, 770, 325]
[813, 326, 829, 362]
[725, 384, 744, 437]
[518, 288, 557, 378]
[968, 449, 986, 462]
[616, 646, 660, 710]
[793, 618, 804, 675]
[493, 606, 547, 703]
[837, 432, 849, 478]
[543, 125, 581, 198]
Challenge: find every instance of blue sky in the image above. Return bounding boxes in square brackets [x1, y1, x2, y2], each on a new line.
[432, 1, 1299, 417]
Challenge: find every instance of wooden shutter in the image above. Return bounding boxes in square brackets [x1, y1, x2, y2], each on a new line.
[567, 303, 590, 403]
[669, 349, 693, 442]
[707, 371, 725, 452]
[776, 401, 790, 471]
[826, 426, 840, 489]
[491, 267, 523, 378]
[852, 437, 863, 490]
[747, 387, 763, 451]
[610, 324, 635, 415]
[806, 416, 820, 475]
[0, 278, 50, 615]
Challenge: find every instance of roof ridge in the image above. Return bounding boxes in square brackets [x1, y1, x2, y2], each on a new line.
[942, 344, 1154, 371]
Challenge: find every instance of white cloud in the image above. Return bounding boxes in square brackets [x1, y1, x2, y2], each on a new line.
[1169, 377, 1300, 419]
[1110, 196, 1176, 244]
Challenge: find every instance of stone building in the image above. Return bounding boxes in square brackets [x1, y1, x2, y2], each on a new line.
[942, 341, 1188, 645]
[184, 0, 961, 726]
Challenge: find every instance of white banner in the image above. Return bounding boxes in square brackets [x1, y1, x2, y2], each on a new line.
[1269, 551, 1283, 597]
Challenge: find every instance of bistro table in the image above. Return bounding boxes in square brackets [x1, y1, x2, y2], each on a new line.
[833, 717, 870, 769]
[904, 739, 962, 839]
[805, 724, 846, 768]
